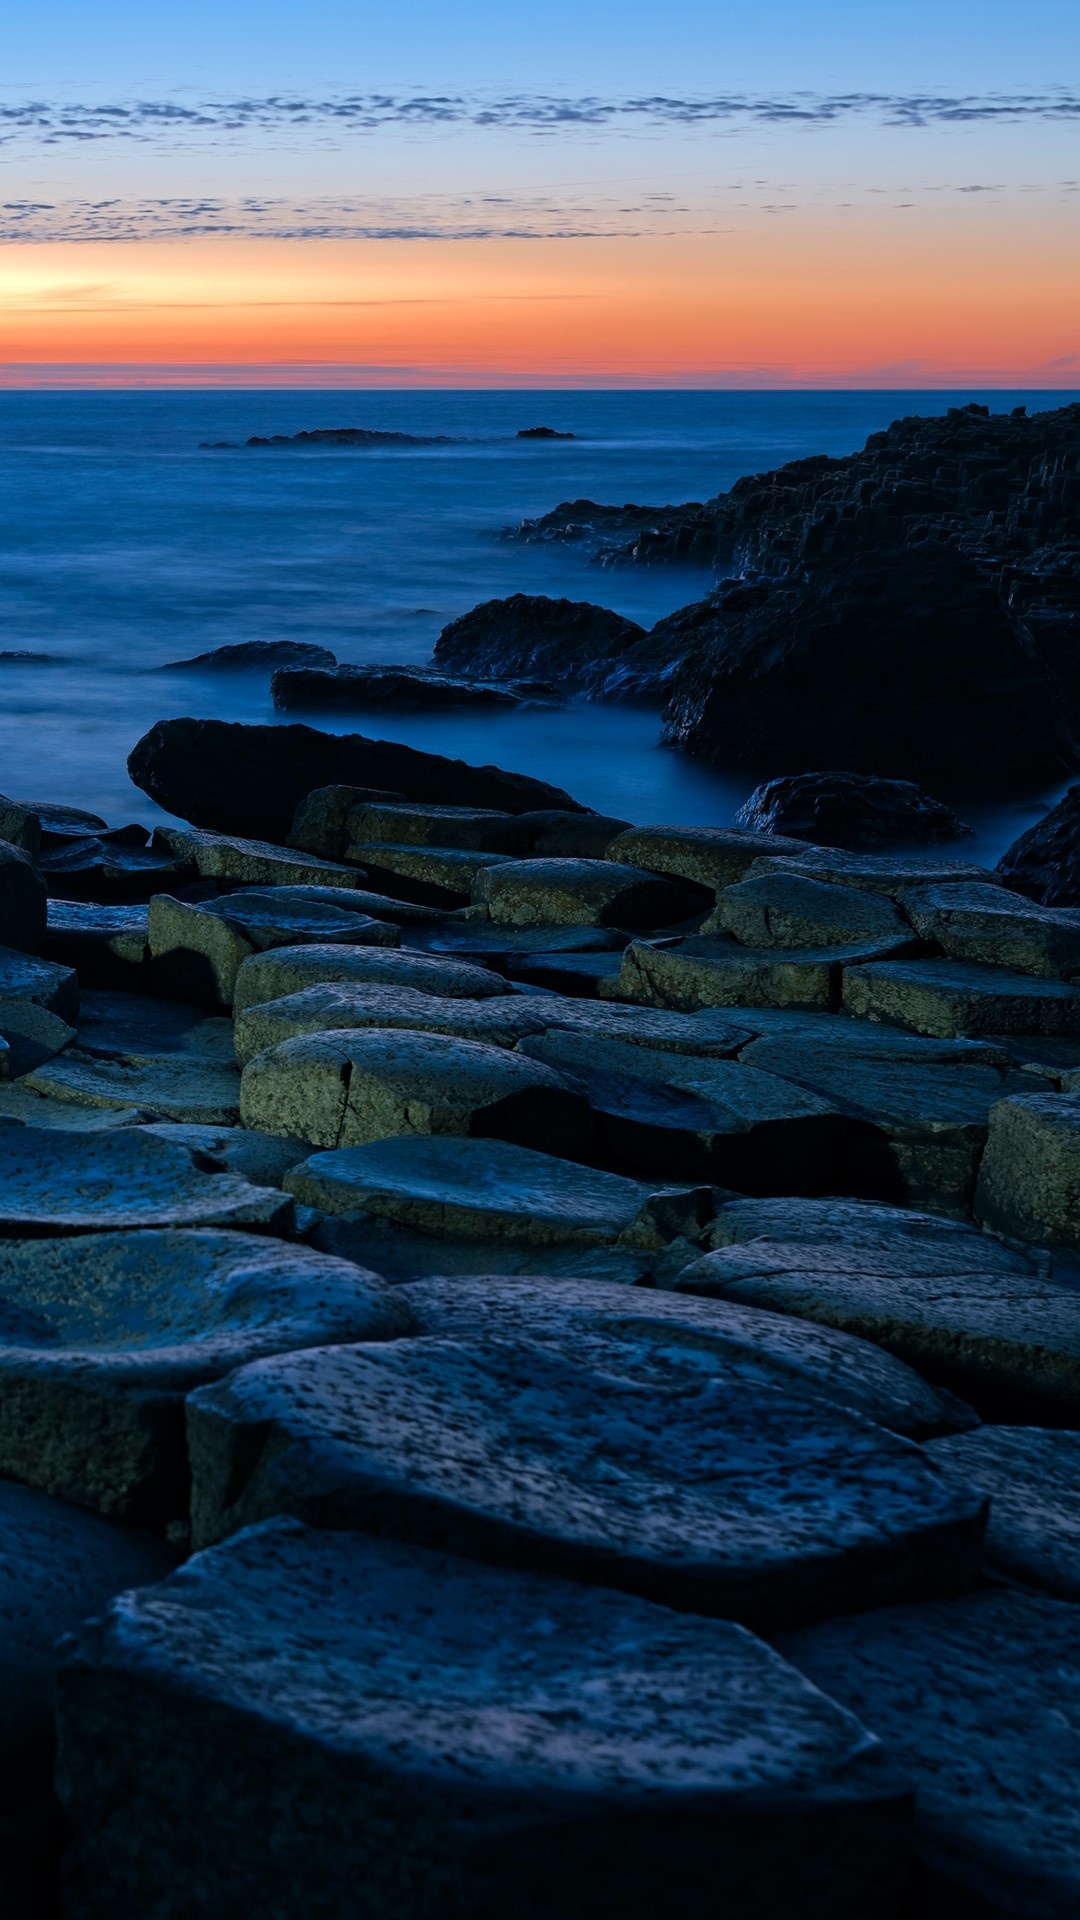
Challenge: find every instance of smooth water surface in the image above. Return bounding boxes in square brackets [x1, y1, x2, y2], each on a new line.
[0, 387, 1074, 859]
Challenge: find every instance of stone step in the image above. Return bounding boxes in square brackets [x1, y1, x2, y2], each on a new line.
[927, 1425, 1080, 1601]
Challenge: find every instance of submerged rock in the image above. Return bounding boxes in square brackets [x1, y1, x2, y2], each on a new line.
[736, 772, 975, 850]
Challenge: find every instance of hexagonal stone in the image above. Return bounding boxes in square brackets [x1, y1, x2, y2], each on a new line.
[261, 880, 454, 926]
[976, 1090, 1080, 1249]
[0, 1126, 292, 1235]
[927, 1426, 1080, 1600]
[241, 1027, 590, 1153]
[44, 899, 149, 991]
[286, 783, 405, 860]
[284, 1135, 713, 1248]
[0, 1229, 410, 1520]
[0, 1088, 145, 1132]
[901, 880, 1080, 979]
[738, 1036, 1032, 1212]
[607, 824, 809, 897]
[149, 890, 400, 1006]
[24, 1051, 244, 1126]
[675, 1226, 1080, 1422]
[708, 872, 909, 949]
[746, 849, 997, 897]
[0, 943, 77, 1025]
[503, 948, 625, 995]
[517, 1031, 847, 1192]
[310, 1213, 660, 1285]
[138, 1122, 308, 1187]
[843, 957, 1080, 1036]
[187, 1337, 984, 1621]
[512, 995, 754, 1058]
[151, 824, 369, 889]
[346, 843, 517, 906]
[232, 940, 508, 1013]
[404, 1272, 973, 1438]
[704, 1194, 1043, 1267]
[474, 857, 699, 928]
[733, 1006, 1012, 1065]
[406, 922, 628, 961]
[233, 983, 549, 1065]
[0, 1481, 171, 1916]
[618, 935, 910, 1013]
[346, 800, 529, 852]
[780, 1588, 1080, 1919]
[54, 1522, 913, 1920]
[0, 840, 46, 955]
[516, 807, 633, 858]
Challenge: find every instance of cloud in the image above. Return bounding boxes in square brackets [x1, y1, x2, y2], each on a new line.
[0, 88, 1077, 150]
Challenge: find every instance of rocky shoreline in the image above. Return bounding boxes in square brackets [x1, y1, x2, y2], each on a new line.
[0, 710, 1079, 1913]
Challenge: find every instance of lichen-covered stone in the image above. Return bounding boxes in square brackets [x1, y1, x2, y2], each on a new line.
[345, 843, 516, 906]
[233, 983, 549, 1065]
[618, 935, 910, 1013]
[902, 880, 1080, 978]
[151, 824, 374, 889]
[842, 956, 1080, 1036]
[346, 801, 529, 852]
[607, 824, 810, 897]
[709, 872, 909, 949]
[474, 856, 699, 928]
[232, 940, 508, 1012]
[745, 849, 998, 897]
[148, 891, 399, 1006]
[976, 1089, 1080, 1249]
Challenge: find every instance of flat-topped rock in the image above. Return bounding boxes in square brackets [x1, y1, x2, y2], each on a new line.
[233, 982, 549, 1065]
[607, 824, 810, 897]
[0, 840, 46, 955]
[24, 1050, 244, 1126]
[75, 989, 235, 1064]
[0, 1087, 145, 1131]
[287, 782, 406, 861]
[0, 1126, 292, 1236]
[502, 948, 625, 996]
[516, 807, 633, 859]
[55, 1522, 912, 1920]
[138, 1122, 308, 1187]
[734, 1006, 1013, 1065]
[709, 872, 909, 949]
[346, 800, 529, 852]
[780, 1588, 1080, 1919]
[518, 1030, 847, 1192]
[258, 879, 452, 926]
[474, 856, 701, 928]
[745, 848, 998, 897]
[843, 956, 1080, 1036]
[44, 899, 149, 991]
[976, 1089, 1080, 1250]
[233, 940, 507, 1012]
[0, 1481, 170, 1914]
[706, 1193, 1042, 1268]
[345, 843, 516, 906]
[0, 1229, 409, 1521]
[405, 921, 627, 961]
[928, 1426, 1080, 1600]
[619, 935, 911, 1012]
[39, 832, 192, 901]
[675, 1232, 1080, 1422]
[405, 1272, 973, 1437]
[902, 880, 1080, 978]
[187, 1336, 984, 1622]
[284, 1135, 713, 1248]
[310, 1212, 662, 1284]
[151, 823, 369, 890]
[149, 890, 399, 1007]
[516, 994, 754, 1056]
[241, 1027, 589, 1153]
[0, 943, 78, 1025]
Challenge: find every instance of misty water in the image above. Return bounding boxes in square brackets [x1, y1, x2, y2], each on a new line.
[0, 385, 1075, 860]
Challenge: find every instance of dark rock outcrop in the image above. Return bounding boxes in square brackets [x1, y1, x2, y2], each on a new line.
[246, 427, 453, 448]
[434, 594, 651, 697]
[736, 773, 975, 850]
[127, 719, 584, 841]
[996, 787, 1080, 906]
[159, 641, 336, 673]
[271, 665, 533, 714]
[516, 427, 575, 440]
[660, 543, 1078, 791]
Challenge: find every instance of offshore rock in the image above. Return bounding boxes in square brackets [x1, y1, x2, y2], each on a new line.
[736, 772, 975, 850]
[271, 664, 534, 712]
[434, 593, 650, 695]
[158, 640, 337, 672]
[128, 718, 583, 842]
[997, 786, 1080, 907]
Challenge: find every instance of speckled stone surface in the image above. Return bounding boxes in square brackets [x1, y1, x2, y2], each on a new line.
[186, 1335, 985, 1621]
[233, 982, 549, 1064]
[25, 1050, 244, 1126]
[232, 940, 508, 1011]
[708, 872, 909, 949]
[55, 1521, 913, 1919]
[843, 957, 1080, 1037]
[0, 1125, 293, 1235]
[780, 1588, 1080, 1920]
[927, 1425, 1080, 1599]
[618, 935, 912, 1013]
[473, 856, 697, 928]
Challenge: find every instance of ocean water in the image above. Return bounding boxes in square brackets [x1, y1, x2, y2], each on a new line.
[0, 386, 1075, 862]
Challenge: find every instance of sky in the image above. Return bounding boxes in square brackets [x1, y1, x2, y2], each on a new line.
[1, 0, 1078, 386]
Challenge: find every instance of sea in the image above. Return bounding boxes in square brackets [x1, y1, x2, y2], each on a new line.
[1, 386, 1076, 863]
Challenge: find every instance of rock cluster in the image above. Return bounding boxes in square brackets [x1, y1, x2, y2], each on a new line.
[2, 757, 1080, 1914]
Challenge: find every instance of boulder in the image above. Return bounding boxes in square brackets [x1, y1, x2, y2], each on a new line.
[187, 1337, 984, 1622]
[148, 891, 399, 1007]
[284, 1135, 713, 1248]
[233, 982, 548, 1065]
[44, 899, 149, 992]
[780, 1589, 1080, 1918]
[434, 592, 647, 691]
[928, 1426, 1080, 1600]
[232, 941, 508, 1011]
[976, 1089, 1080, 1249]
[346, 800, 528, 852]
[517, 1031, 847, 1192]
[158, 640, 337, 672]
[0, 840, 46, 955]
[286, 783, 405, 861]
[843, 956, 1080, 1036]
[128, 718, 583, 841]
[346, 843, 516, 907]
[607, 824, 809, 897]
[272, 664, 527, 711]
[902, 881, 1080, 977]
[474, 857, 702, 928]
[151, 824, 368, 890]
[55, 1522, 912, 1920]
[405, 1272, 971, 1438]
[0, 1482, 170, 1917]
[676, 1228, 1080, 1422]
[0, 1127, 292, 1236]
[735, 772, 974, 849]
[240, 1027, 590, 1153]
[0, 1229, 409, 1520]
[618, 935, 911, 1013]
[708, 872, 909, 948]
[661, 542, 1079, 789]
[997, 785, 1080, 906]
